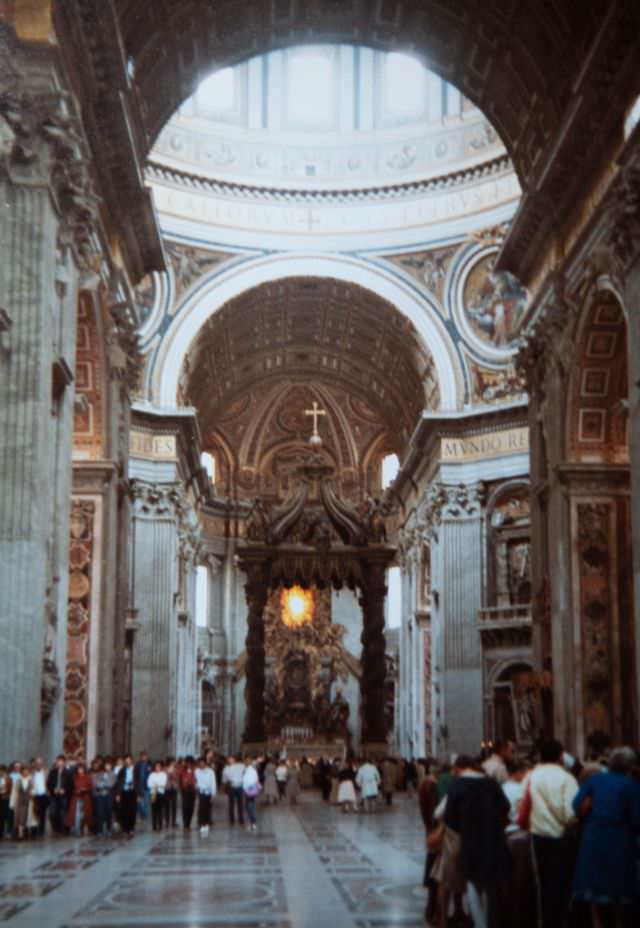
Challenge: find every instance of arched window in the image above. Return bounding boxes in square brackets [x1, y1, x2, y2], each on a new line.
[386, 566, 402, 629]
[196, 67, 236, 115]
[287, 49, 334, 125]
[385, 52, 425, 114]
[195, 565, 209, 628]
[381, 453, 400, 489]
[201, 451, 216, 483]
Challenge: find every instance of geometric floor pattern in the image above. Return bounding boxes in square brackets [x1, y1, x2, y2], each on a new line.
[0, 793, 427, 928]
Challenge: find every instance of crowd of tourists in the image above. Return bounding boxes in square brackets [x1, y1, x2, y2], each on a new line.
[2, 740, 639, 927]
[418, 739, 640, 928]
[0, 750, 399, 843]
[0, 751, 263, 840]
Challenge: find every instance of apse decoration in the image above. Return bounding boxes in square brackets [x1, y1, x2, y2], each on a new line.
[453, 245, 528, 359]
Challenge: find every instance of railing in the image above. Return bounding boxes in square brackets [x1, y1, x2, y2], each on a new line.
[477, 604, 532, 626]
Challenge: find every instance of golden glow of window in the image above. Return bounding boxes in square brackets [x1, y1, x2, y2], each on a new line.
[281, 585, 314, 628]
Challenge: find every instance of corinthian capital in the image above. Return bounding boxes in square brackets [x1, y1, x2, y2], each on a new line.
[0, 86, 99, 269]
[441, 482, 485, 519]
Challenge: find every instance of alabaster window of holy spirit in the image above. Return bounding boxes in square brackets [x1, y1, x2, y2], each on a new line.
[281, 586, 315, 629]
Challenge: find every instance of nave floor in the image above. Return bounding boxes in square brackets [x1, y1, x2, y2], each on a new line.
[0, 794, 428, 928]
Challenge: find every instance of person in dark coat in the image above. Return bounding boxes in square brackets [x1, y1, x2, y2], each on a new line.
[115, 754, 139, 838]
[46, 754, 74, 835]
[572, 746, 640, 928]
[444, 756, 510, 928]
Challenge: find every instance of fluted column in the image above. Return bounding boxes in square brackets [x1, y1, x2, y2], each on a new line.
[438, 483, 485, 755]
[129, 482, 182, 757]
[360, 559, 388, 747]
[0, 47, 95, 759]
[242, 561, 271, 745]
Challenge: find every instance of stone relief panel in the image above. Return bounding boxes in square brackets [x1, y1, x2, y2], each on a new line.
[64, 500, 95, 760]
[575, 501, 616, 753]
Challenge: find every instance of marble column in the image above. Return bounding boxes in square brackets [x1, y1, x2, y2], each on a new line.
[242, 561, 270, 745]
[129, 481, 181, 758]
[360, 559, 388, 747]
[0, 47, 93, 759]
[438, 483, 485, 755]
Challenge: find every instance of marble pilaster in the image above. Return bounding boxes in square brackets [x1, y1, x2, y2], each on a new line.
[0, 42, 94, 760]
[437, 483, 485, 755]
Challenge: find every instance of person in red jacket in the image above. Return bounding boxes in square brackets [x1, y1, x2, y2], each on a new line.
[66, 763, 93, 836]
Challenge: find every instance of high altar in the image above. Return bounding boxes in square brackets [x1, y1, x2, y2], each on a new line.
[237, 430, 396, 757]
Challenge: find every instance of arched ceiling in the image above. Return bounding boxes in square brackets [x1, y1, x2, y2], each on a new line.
[181, 277, 439, 495]
[114, 0, 605, 185]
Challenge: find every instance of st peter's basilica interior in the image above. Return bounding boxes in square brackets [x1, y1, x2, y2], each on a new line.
[1, 2, 640, 926]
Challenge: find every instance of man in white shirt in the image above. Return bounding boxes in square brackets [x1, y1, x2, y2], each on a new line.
[355, 759, 381, 812]
[482, 740, 515, 785]
[195, 758, 217, 836]
[525, 740, 578, 928]
[222, 756, 245, 826]
[502, 761, 527, 832]
[275, 761, 288, 800]
[31, 757, 48, 837]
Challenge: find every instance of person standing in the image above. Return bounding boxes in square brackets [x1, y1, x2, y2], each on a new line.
[93, 759, 117, 837]
[418, 761, 440, 925]
[337, 760, 358, 813]
[222, 755, 245, 825]
[356, 757, 381, 813]
[262, 756, 279, 805]
[286, 761, 301, 805]
[148, 760, 168, 832]
[0, 765, 10, 839]
[179, 756, 197, 830]
[14, 763, 34, 840]
[316, 757, 330, 801]
[47, 754, 73, 835]
[483, 740, 515, 785]
[242, 756, 261, 832]
[31, 757, 48, 837]
[164, 758, 179, 828]
[572, 746, 640, 928]
[115, 754, 138, 838]
[134, 751, 152, 825]
[444, 756, 510, 928]
[381, 757, 396, 807]
[275, 760, 288, 800]
[66, 762, 93, 836]
[521, 739, 578, 928]
[195, 757, 216, 836]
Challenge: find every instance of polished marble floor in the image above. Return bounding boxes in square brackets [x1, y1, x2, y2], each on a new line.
[0, 793, 428, 928]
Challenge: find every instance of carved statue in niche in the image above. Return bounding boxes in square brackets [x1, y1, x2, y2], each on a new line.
[246, 497, 270, 541]
[327, 687, 350, 737]
[507, 540, 531, 604]
[358, 496, 388, 543]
